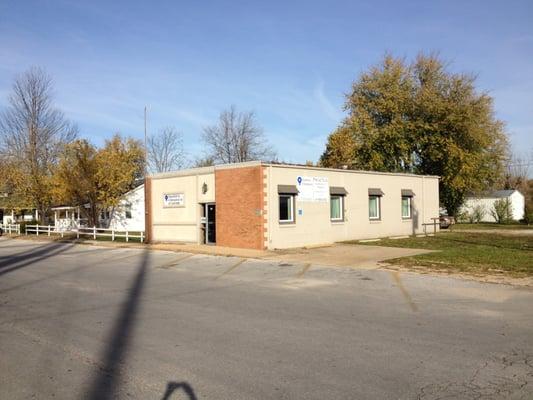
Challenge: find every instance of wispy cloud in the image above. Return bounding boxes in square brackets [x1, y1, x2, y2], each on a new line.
[313, 80, 343, 122]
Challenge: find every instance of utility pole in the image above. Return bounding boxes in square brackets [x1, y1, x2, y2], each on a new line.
[144, 106, 148, 175]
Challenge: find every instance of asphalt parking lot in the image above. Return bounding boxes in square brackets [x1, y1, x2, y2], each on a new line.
[1, 238, 532, 399]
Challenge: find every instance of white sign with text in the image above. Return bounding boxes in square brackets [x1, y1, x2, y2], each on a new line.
[296, 176, 329, 202]
[163, 193, 185, 207]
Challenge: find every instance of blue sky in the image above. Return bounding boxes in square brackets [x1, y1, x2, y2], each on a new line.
[1, 0, 532, 164]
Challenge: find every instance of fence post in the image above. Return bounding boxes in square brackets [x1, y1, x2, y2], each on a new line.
[77, 229, 79, 239]
[112, 229, 115, 241]
[36, 224, 40, 236]
[141, 231, 144, 243]
[93, 226, 96, 240]
[17, 225, 20, 235]
[25, 225, 28, 235]
[61, 230, 64, 238]
[8, 225, 11, 234]
[126, 230, 129, 242]
[48, 225, 51, 236]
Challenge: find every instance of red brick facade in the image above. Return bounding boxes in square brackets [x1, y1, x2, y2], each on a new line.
[144, 177, 153, 243]
[215, 166, 265, 250]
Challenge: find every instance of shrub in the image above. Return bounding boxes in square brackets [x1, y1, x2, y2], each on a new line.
[456, 209, 470, 223]
[471, 204, 486, 223]
[491, 199, 513, 224]
[20, 219, 39, 234]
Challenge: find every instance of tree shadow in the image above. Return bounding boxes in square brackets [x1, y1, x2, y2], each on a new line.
[85, 249, 150, 400]
[161, 381, 198, 400]
[412, 207, 419, 236]
[0, 241, 75, 277]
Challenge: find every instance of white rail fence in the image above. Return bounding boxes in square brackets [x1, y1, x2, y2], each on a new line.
[25, 225, 144, 242]
[0, 224, 21, 235]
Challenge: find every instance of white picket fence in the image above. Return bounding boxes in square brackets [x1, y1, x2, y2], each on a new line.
[0, 224, 21, 235]
[25, 225, 144, 242]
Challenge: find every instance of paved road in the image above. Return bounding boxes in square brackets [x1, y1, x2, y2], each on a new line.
[1, 238, 532, 400]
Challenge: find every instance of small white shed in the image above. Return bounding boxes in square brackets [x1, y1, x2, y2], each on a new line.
[462, 190, 525, 222]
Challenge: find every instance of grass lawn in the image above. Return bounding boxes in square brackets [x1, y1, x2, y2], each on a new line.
[452, 223, 533, 230]
[353, 232, 533, 277]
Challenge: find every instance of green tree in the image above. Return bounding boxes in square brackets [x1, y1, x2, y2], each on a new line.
[320, 53, 509, 216]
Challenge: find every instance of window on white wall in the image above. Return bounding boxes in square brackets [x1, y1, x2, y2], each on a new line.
[401, 196, 411, 219]
[369, 196, 381, 220]
[330, 195, 344, 221]
[279, 195, 294, 223]
[125, 203, 132, 219]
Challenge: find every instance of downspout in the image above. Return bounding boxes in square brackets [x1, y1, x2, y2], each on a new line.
[268, 164, 272, 246]
[422, 176, 426, 229]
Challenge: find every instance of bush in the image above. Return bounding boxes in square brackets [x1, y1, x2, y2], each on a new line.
[456, 209, 470, 223]
[20, 219, 39, 234]
[471, 204, 486, 223]
[524, 203, 533, 225]
[491, 199, 513, 224]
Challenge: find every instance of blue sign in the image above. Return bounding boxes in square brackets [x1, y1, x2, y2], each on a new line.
[297, 176, 302, 185]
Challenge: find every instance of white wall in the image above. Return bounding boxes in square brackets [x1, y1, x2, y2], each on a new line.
[265, 165, 440, 249]
[149, 168, 215, 243]
[462, 191, 525, 222]
[108, 185, 146, 231]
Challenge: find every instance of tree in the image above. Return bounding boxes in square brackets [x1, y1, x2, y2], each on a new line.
[491, 198, 513, 224]
[147, 126, 186, 174]
[0, 67, 77, 222]
[54, 135, 144, 227]
[193, 156, 215, 168]
[320, 53, 509, 216]
[319, 126, 356, 169]
[201, 105, 275, 164]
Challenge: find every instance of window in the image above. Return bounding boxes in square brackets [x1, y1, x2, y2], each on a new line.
[330, 195, 344, 221]
[279, 194, 294, 223]
[125, 203, 132, 219]
[369, 195, 381, 220]
[402, 196, 411, 219]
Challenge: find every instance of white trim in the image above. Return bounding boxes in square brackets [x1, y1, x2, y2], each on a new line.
[330, 195, 344, 221]
[401, 196, 412, 219]
[369, 195, 381, 220]
[279, 194, 295, 223]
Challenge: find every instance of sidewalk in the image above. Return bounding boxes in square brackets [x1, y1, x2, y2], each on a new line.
[7, 235, 272, 259]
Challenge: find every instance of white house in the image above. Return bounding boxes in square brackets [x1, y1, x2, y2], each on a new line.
[53, 184, 145, 232]
[105, 184, 145, 231]
[462, 190, 525, 222]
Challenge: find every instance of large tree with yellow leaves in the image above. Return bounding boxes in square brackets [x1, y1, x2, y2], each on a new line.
[54, 135, 144, 227]
[320, 53, 509, 216]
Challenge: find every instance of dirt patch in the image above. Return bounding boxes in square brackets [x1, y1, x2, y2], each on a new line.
[383, 264, 533, 287]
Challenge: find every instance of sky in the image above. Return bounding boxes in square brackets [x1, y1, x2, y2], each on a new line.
[0, 0, 532, 165]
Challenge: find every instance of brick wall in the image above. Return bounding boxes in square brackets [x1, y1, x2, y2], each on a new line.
[144, 177, 152, 243]
[215, 166, 265, 250]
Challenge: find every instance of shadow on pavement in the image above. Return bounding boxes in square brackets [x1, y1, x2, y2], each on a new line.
[0, 242, 75, 277]
[86, 249, 151, 399]
[161, 381, 198, 400]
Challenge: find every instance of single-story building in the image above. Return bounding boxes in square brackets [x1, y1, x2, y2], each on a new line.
[52, 184, 145, 232]
[461, 189, 525, 222]
[145, 161, 440, 250]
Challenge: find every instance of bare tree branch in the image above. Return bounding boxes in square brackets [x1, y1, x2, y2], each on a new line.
[147, 126, 186, 174]
[201, 105, 276, 164]
[0, 67, 78, 222]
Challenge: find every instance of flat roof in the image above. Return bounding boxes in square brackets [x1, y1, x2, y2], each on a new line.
[148, 161, 440, 180]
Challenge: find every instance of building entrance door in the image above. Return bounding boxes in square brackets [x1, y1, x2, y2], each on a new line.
[205, 203, 216, 244]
